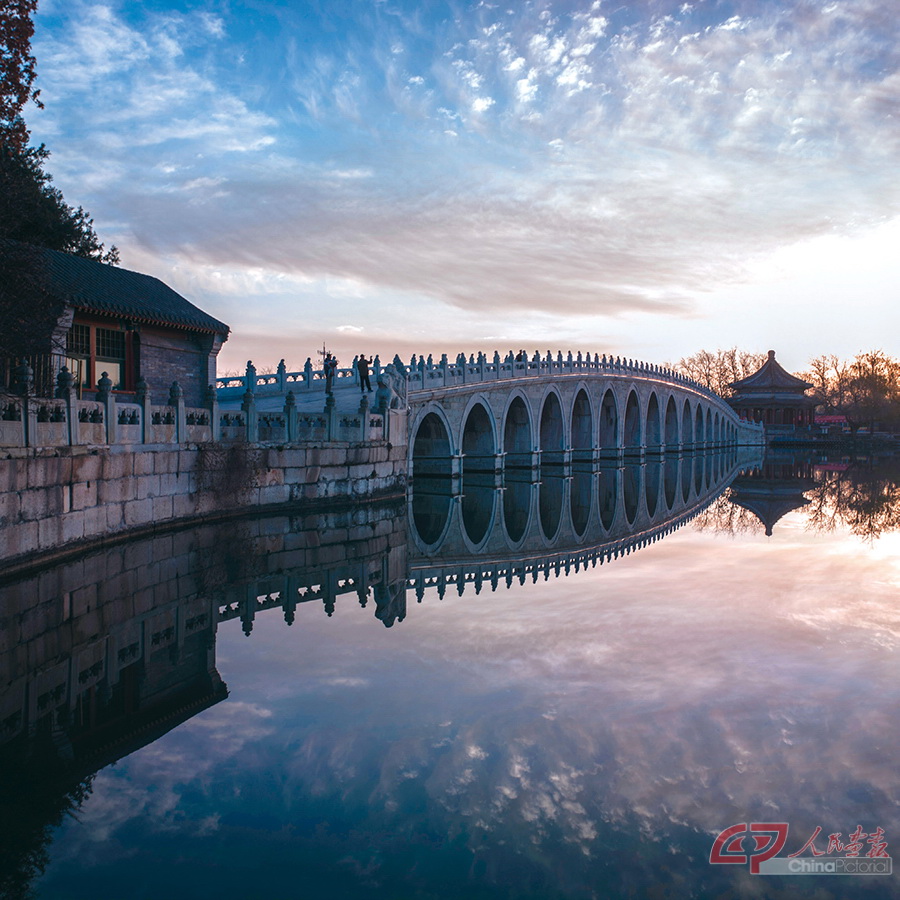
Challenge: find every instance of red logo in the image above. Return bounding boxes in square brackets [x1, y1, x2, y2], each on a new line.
[710, 823, 789, 874]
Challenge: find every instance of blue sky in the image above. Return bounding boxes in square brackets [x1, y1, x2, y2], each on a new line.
[29, 0, 900, 373]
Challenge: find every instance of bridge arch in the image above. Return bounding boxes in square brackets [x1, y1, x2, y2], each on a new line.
[695, 405, 704, 450]
[570, 386, 593, 463]
[599, 388, 618, 456]
[539, 389, 566, 466]
[461, 397, 497, 474]
[623, 389, 642, 453]
[646, 392, 662, 452]
[682, 398, 693, 449]
[664, 395, 679, 450]
[502, 392, 533, 468]
[410, 407, 454, 478]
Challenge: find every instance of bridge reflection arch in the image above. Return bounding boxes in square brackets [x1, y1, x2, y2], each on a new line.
[502, 475, 533, 546]
[597, 466, 619, 532]
[539, 472, 566, 543]
[645, 459, 661, 517]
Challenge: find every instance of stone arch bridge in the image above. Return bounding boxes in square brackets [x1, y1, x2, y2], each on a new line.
[406, 352, 764, 479]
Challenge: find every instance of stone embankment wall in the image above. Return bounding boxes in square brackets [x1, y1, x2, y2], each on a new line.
[0, 432, 408, 574]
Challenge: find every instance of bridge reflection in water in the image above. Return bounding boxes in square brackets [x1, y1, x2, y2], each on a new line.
[408, 448, 758, 602]
[0, 449, 756, 895]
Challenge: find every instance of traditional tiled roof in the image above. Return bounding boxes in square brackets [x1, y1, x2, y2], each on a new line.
[4, 241, 229, 335]
[730, 350, 812, 392]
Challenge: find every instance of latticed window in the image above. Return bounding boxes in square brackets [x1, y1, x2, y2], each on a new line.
[66, 324, 90, 357]
[64, 321, 135, 393]
[96, 328, 125, 361]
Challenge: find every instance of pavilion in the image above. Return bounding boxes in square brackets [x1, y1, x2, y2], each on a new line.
[727, 350, 817, 431]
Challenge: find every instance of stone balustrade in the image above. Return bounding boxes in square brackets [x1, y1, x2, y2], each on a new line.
[219, 349, 729, 407]
[0, 382, 393, 449]
[404, 349, 723, 402]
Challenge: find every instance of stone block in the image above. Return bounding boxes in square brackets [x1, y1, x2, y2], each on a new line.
[71, 453, 102, 482]
[37, 515, 63, 551]
[19, 486, 54, 522]
[171, 493, 197, 520]
[62, 512, 85, 544]
[106, 503, 125, 532]
[97, 478, 132, 505]
[152, 495, 174, 521]
[0, 490, 20, 525]
[153, 452, 180, 475]
[101, 452, 133, 480]
[81, 505, 108, 541]
[123, 498, 154, 528]
[135, 474, 161, 500]
[259, 467, 284, 487]
[71, 479, 98, 511]
[132, 452, 155, 476]
[0, 459, 24, 492]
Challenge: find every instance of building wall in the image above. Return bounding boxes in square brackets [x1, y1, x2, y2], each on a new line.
[0, 442, 408, 574]
[139, 326, 221, 407]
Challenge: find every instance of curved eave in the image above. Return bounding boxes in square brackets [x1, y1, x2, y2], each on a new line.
[70, 301, 230, 337]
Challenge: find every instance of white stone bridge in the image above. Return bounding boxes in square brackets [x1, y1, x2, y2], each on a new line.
[217, 350, 765, 472]
[406, 351, 764, 478]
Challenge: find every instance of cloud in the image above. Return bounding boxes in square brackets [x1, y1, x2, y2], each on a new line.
[28, 0, 900, 361]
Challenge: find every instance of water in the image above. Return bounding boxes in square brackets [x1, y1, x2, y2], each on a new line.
[2, 453, 899, 899]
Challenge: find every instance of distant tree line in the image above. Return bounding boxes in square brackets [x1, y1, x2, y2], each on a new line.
[801, 350, 900, 434]
[671, 347, 900, 433]
[1, 0, 117, 361]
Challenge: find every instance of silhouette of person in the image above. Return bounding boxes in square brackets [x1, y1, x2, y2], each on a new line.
[324, 353, 338, 393]
[357, 354, 372, 393]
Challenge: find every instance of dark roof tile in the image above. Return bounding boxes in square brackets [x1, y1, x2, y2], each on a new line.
[3, 241, 229, 335]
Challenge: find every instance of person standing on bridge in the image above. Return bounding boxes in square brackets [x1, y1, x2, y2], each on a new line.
[357, 354, 372, 393]
[324, 352, 338, 394]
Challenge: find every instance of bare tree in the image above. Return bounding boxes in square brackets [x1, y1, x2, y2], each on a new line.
[670, 348, 767, 396]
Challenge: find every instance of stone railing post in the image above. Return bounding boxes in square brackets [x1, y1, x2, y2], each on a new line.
[276, 358, 287, 392]
[242, 388, 258, 442]
[245, 360, 257, 392]
[440, 354, 449, 386]
[135, 376, 152, 443]
[56, 366, 79, 446]
[207, 383, 221, 441]
[12, 360, 34, 448]
[324, 392, 337, 440]
[96, 371, 116, 444]
[284, 390, 298, 442]
[169, 381, 186, 443]
[358, 393, 369, 441]
[373, 355, 382, 383]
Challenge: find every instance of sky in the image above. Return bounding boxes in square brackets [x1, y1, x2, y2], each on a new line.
[28, 0, 900, 375]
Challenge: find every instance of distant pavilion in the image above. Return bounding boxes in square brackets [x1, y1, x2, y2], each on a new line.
[728, 350, 817, 431]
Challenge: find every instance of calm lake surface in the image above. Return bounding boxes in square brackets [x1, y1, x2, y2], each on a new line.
[3, 452, 899, 899]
